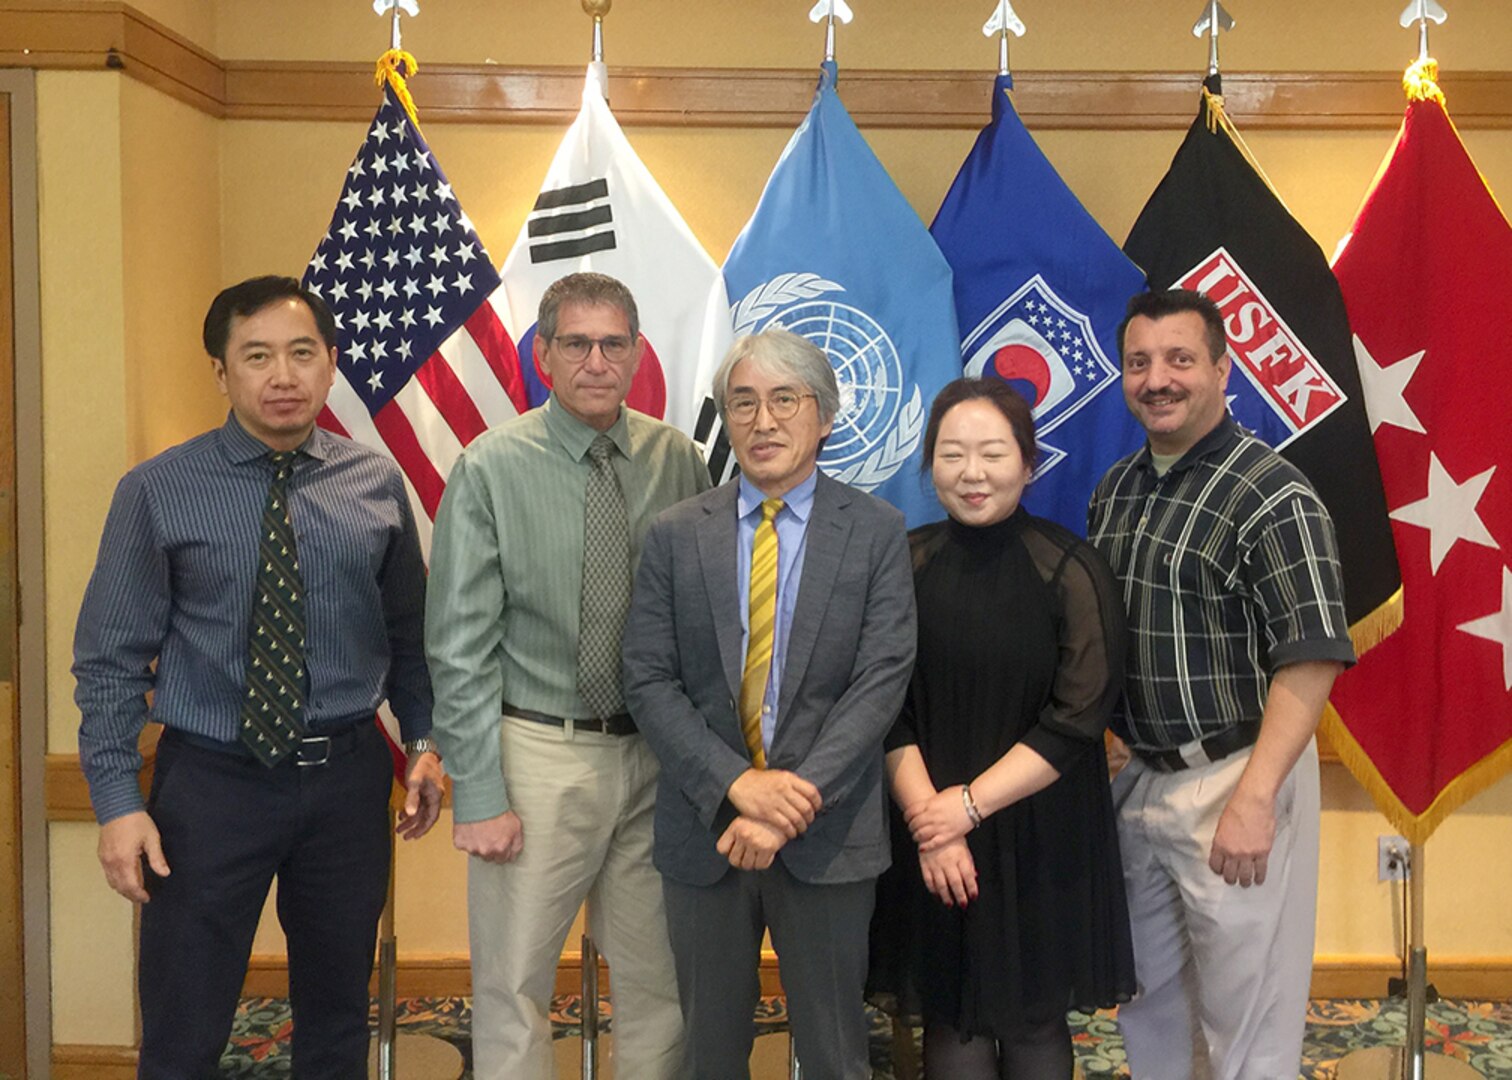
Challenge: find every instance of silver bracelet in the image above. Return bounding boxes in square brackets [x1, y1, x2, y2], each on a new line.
[961, 784, 984, 829]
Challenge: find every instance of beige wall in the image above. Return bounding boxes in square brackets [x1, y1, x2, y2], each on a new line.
[212, 0, 1512, 72]
[132, 0, 215, 54]
[119, 77, 225, 462]
[38, 0, 1512, 1050]
[40, 63, 224, 1042]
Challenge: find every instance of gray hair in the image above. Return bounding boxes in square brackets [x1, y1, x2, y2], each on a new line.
[537, 272, 640, 343]
[712, 328, 840, 425]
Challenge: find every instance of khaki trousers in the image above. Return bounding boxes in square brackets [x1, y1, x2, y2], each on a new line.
[1111, 738, 1320, 1080]
[468, 715, 686, 1080]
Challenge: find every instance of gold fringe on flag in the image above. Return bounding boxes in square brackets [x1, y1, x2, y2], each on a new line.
[1321, 704, 1512, 846]
[1348, 587, 1403, 658]
[375, 49, 423, 132]
[1404, 56, 1447, 107]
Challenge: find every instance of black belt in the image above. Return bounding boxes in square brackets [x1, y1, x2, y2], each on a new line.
[1134, 721, 1262, 773]
[163, 722, 372, 767]
[503, 702, 638, 736]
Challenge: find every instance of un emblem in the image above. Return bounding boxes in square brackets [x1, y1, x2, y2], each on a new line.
[733, 273, 924, 490]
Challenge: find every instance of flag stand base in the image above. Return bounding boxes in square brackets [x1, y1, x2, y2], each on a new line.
[1336, 859, 1478, 1080]
[1335, 1047, 1479, 1080]
[366, 804, 464, 1080]
[367, 1033, 464, 1079]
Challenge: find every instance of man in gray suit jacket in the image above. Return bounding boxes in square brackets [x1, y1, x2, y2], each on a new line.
[623, 328, 916, 1080]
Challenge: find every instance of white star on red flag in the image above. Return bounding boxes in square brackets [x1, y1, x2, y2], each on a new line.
[1458, 568, 1512, 692]
[1388, 453, 1499, 574]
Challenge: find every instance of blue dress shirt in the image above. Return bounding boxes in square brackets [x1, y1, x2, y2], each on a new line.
[73, 413, 433, 824]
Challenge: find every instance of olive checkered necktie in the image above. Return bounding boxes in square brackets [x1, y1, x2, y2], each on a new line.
[239, 451, 309, 765]
[578, 434, 631, 719]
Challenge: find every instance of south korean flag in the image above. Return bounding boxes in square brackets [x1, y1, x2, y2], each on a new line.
[499, 63, 732, 477]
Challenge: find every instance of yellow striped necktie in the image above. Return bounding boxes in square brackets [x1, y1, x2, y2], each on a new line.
[739, 497, 784, 769]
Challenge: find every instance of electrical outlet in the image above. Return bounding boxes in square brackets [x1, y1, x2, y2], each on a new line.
[1378, 835, 1408, 881]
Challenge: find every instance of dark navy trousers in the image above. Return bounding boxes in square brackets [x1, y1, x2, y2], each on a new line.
[137, 724, 392, 1079]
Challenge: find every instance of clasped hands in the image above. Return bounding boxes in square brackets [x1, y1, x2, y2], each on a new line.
[903, 785, 979, 910]
[716, 768, 822, 871]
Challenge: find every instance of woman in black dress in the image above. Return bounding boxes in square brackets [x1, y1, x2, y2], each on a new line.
[869, 377, 1135, 1077]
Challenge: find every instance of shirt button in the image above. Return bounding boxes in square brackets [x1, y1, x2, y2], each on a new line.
[762, 705, 771, 714]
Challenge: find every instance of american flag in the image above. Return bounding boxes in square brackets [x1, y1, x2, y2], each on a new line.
[304, 85, 525, 548]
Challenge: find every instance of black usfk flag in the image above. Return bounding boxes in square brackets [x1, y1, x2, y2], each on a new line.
[1124, 75, 1401, 651]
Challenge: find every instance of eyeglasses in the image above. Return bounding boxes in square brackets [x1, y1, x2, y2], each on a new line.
[550, 335, 636, 364]
[725, 391, 817, 423]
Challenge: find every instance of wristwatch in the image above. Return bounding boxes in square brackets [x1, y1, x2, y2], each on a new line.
[404, 736, 441, 760]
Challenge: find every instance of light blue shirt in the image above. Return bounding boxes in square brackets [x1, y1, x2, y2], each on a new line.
[736, 468, 817, 753]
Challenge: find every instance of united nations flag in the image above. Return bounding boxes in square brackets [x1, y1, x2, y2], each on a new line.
[722, 61, 961, 525]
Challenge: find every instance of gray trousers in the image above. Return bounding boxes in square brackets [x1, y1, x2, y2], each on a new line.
[663, 860, 876, 1080]
[1112, 738, 1321, 1080]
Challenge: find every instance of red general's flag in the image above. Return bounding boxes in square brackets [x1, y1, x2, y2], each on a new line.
[1325, 61, 1512, 842]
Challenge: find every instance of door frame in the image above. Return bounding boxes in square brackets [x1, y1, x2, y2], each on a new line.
[0, 67, 50, 1080]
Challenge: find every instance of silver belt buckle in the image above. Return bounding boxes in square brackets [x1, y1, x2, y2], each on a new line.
[296, 735, 332, 767]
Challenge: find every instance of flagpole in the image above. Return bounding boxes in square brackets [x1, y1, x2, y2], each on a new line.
[366, 790, 463, 1080]
[807, 0, 854, 65]
[362, 5, 463, 1077]
[981, 1, 1025, 79]
[1189, 0, 1234, 80]
[1406, 842, 1429, 1080]
[1334, 839, 1478, 1080]
[1333, 13, 1477, 1076]
[584, 0, 609, 99]
[573, 8, 608, 1071]
[1205, 0, 1219, 77]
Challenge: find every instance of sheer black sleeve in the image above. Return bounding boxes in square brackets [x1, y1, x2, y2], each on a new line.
[1018, 519, 1128, 773]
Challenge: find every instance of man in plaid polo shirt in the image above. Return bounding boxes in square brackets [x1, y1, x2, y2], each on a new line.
[1088, 289, 1356, 1079]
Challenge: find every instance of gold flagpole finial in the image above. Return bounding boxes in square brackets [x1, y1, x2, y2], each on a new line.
[584, 0, 611, 63]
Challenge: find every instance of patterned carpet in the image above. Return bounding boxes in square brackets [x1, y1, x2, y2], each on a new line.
[223, 996, 1512, 1077]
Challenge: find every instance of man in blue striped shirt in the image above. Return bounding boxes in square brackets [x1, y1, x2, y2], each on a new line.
[73, 276, 444, 1080]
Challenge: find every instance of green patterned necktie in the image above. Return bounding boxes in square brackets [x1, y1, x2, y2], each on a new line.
[239, 451, 310, 765]
[578, 434, 631, 719]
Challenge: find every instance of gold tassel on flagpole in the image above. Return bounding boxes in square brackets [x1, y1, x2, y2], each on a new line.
[1404, 56, 1447, 106]
[1202, 85, 1290, 210]
[375, 49, 423, 132]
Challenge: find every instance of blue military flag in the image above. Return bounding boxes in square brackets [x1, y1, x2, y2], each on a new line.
[722, 61, 961, 525]
[931, 74, 1147, 534]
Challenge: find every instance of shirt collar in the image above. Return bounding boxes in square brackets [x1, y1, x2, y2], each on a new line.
[1136, 413, 1241, 476]
[543, 393, 632, 462]
[738, 468, 818, 524]
[216, 411, 330, 464]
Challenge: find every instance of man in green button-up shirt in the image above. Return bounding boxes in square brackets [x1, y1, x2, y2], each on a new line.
[426, 273, 710, 1079]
